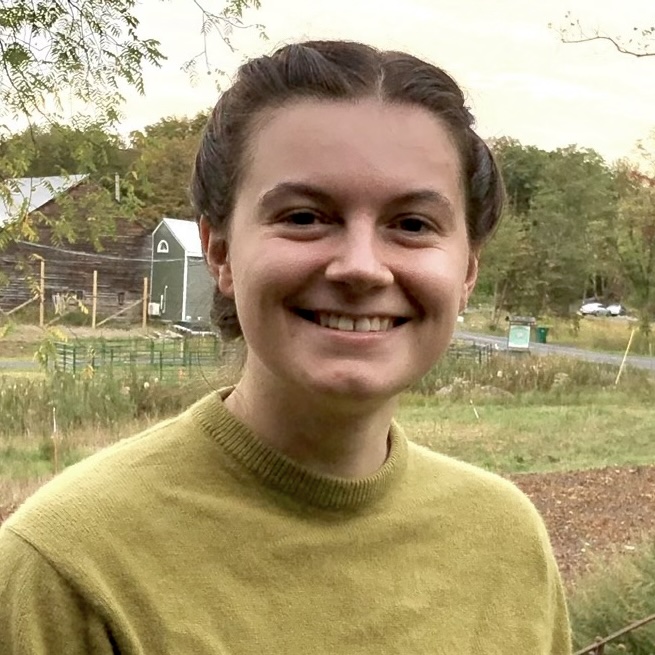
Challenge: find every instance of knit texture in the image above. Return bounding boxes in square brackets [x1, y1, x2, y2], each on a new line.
[0, 388, 572, 654]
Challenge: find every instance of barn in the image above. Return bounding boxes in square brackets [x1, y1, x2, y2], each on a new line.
[149, 218, 214, 325]
[0, 175, 152, 319]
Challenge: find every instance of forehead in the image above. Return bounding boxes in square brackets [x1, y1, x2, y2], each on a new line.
[238, 99, 464, 209]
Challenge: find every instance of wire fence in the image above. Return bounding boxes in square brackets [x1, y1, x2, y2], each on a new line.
[50, 335, 234, 380]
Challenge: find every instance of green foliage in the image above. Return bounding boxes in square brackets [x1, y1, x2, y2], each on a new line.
[608, 163, 655, 336]
[569, 541, 655, 654]
[0, 0, 263, 128]
[128, 113, 209, 222]
[0, 121, 135, 179]
[0, 370, 205, 438]
[413, 349, 654, 400]
[0, 0, 163, 125]
[482, 136, 655, 328]
[528, 147, 616, 315]
[486, 139, 618, 317]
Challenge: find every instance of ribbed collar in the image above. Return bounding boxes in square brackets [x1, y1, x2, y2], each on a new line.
[190, 387, 408, 511]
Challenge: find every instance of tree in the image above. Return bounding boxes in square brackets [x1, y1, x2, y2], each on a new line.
[0, 122, 135, 180]
[476, 209, 534, 325]
[0, 0, 263, 133]
[484, 139, 549, 316]
[129, 113, 208, 224]
[527, 147, 616, 315]
[484, 139, 618, 318]
[605, 164, 655, 335]
[556, 11, 655, 57]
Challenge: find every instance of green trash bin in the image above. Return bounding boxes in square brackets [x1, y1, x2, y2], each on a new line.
[536, 326, 549, 344]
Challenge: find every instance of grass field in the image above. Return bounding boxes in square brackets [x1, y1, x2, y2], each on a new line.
[2, 377, 653, 482]
[400, 391, 655, 474]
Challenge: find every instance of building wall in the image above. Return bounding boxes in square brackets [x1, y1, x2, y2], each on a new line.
[0, 186, 151, 319]
[150, 223, 185, 322]
[185, 257, 214, 324]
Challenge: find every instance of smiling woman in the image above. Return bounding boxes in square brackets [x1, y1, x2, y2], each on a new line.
[0, 41, 572, 655]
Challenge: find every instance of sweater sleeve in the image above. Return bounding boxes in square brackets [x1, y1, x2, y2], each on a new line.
[550, 560, 573, 655]
[0, 528, 116, 655]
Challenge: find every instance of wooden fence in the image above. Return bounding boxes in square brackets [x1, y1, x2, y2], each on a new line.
[0, 260, 149, 328]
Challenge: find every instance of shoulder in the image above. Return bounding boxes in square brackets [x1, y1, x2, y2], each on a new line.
[406, 441, 550, 541]
[3, 393, 215, 550]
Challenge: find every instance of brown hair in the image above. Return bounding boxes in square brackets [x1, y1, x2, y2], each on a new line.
[191, 40, 505, 339]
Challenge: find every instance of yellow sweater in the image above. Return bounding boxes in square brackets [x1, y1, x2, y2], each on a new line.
[0, 389, 571, 654]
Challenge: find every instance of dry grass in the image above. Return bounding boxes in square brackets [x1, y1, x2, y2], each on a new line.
[463, 309, 653, 356]
[568, 538, 655, 654]
[0, 418, 153, 521]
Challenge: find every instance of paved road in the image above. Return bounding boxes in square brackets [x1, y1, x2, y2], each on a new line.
[454, 330, 655, 373]
[0, 359, 39, 371]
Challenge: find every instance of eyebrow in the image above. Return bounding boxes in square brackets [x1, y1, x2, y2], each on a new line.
[258, 182, 456, 217]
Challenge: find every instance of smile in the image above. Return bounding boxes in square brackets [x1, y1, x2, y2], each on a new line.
[293, 309, 409, 333]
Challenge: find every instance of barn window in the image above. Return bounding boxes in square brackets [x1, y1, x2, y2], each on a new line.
[75, 290, 85, 301]
[156, 239, 170, 254]
[117, 291, 125, 306]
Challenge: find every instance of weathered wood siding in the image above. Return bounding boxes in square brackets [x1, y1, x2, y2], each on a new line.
[0, 186, 152, 319]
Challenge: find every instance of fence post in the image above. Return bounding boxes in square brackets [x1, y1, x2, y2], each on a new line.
[142, 277, 148, 330]
[92, 270, 98, 329]
[39, 260, 45, 328]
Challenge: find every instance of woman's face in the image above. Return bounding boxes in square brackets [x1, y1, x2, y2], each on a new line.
[203, 98, 478, 404]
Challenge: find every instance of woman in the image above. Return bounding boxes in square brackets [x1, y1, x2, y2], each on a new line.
[0, 40, 572, 654]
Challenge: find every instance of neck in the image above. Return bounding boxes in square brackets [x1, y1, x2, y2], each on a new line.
[223, 372, 397, 479]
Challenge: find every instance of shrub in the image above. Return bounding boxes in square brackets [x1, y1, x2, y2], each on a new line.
[0, 370, 215, 438]
[412, 350, 654, 402]
[569, 540, 655, 654]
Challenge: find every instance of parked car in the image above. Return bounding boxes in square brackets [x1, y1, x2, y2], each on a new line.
[579, 301, 610, 316]
[606, 303, 627, 317]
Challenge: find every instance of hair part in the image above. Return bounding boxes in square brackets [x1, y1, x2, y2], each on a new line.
[192, 40, 505, 339]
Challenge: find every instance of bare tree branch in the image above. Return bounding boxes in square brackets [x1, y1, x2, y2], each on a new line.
[562, 34, 655, 58]
[554, 11, 655, 58]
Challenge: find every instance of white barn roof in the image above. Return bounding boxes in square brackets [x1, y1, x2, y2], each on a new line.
[0, 175, 88, 227]
[158, 217, 203, 257]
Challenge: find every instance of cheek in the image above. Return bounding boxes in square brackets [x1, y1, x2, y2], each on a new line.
[403, 251, 469, 302]
[230, 248, 308, 305]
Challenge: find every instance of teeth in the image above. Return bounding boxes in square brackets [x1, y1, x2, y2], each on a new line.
[313, 313, 401, 333]
[354, 318, 371, 332]
[337, 317, 355, 331]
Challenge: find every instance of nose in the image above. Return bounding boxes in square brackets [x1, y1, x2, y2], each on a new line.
[324, 218, 394, 291]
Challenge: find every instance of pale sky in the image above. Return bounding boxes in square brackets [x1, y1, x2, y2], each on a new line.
[119, 0, 654, 163]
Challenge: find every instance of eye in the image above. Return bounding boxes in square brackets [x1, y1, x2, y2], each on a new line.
[282, 210, 322, 226]
[392, 215, 434, 234]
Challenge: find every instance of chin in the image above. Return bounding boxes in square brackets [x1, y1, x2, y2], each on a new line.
[302, 371, 409, 406]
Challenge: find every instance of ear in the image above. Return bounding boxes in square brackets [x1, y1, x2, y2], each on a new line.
[459, 248, 479, 314]
[199, 216, 234, 299]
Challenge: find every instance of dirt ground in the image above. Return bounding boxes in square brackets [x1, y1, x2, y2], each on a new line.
[510, 465, 655, 585]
